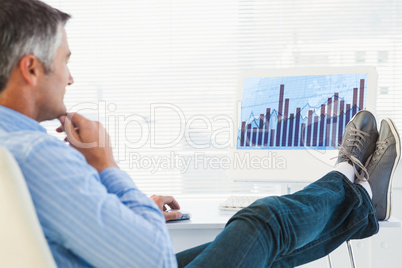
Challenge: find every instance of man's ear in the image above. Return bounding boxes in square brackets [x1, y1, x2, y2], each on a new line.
[19, 55, 44, 86]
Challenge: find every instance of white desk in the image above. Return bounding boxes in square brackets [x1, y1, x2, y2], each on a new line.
[166, 198, 232, 253]
[166, 198, 232, 230]
[166, 198, 402, 254]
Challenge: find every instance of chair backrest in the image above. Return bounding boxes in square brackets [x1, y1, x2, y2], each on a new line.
[0, 147, 56, 268]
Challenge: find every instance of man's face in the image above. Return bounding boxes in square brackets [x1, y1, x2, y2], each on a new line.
[37, 27, 73, 121]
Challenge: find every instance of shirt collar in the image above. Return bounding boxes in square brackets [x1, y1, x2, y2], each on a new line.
[0, 105, 47, 133]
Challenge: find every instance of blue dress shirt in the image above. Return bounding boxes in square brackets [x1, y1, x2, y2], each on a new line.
[0, 105, 177, 267]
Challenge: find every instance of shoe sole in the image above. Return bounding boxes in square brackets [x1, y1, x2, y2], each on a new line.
[383, 118, 401, 220]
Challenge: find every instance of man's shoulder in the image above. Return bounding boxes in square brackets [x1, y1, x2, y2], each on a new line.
[0, 130, 71, 161]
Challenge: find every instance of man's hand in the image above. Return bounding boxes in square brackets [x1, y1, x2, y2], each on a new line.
[57, 113, 118, 173]
[150, 195, 182, 222]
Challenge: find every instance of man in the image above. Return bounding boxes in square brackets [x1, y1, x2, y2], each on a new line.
[0, 0, 400, 267]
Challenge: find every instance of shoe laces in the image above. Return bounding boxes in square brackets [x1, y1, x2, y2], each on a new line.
[337, 128, 371, 182]
[356, 140, 388, 183]
[367, 140, 387, 167]
[338, 146, 369, 182]
[344, 128, 370, 154]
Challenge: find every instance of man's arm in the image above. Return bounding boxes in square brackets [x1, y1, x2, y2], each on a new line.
[20, 136, 176, 267]
[58, 112, 183, 221]
[15, 114, 179, 267]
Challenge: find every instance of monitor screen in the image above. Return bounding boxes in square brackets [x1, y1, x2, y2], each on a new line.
[237, 73, 368, 151]
[228, 67, 377, 183]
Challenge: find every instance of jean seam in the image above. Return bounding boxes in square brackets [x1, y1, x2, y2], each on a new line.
[236, 232, 260, 268]
[275, 210, 375, 261]
[230, 205, 290, 267]
[234, 207, 371, 266]
[274, 175, 377, 261]
[234, 173, 356, 265]
[231, 172, 375, 266]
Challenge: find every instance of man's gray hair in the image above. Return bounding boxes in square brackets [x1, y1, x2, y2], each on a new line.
[0, 0, 71, 92]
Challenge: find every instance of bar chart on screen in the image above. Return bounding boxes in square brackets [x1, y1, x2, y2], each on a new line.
[237, 73, 368, 150]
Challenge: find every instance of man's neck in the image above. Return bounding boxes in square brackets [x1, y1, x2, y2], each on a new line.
[0, 86, 39, 122]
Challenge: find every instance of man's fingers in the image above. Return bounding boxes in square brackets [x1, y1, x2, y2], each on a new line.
[149, 195, 183, 221]
[58, 115, 67, 124]
[63, 115, 81, 146]
[158, 195, 180, 210]
[66, 112, 88, 128]
[56, 115, 67, 133]
[150, 195, 181, 215]
[167, 197, 180, 210]
[164, 211, 182, 222]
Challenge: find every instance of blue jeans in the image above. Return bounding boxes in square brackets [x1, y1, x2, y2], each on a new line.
[176, 171, 379, 267]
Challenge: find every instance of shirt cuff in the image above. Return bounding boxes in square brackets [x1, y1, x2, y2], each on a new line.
[99, 167, 138, 195]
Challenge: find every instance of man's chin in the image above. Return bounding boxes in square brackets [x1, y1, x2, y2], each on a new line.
[42, 108, 67, 122]
[61, 105, 67, 115]
[56, 108, 67, 120]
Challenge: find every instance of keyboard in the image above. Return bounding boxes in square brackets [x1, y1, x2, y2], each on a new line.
[219, 195, 265, 211]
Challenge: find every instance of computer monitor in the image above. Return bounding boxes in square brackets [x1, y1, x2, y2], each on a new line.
[227, 66, 377, 183]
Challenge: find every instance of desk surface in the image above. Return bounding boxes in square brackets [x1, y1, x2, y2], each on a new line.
[166, 198, 402, 230]
[166, 198, 234, 230]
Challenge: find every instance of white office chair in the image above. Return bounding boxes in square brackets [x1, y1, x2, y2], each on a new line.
[0, 147, 56, 268]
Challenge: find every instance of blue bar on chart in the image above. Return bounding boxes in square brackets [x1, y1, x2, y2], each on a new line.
[263, 108, 270, 146]
[240, 121, 246, 147]
[237, 74, 368, 150]
[332, 93, 339, 147]
[338, 100, 345, 146]
[294, 107, 301, 147]
[252, 127, 257, 146]
[276, 85, 285, 147]
[313, 115, 319, 147]
[246, 124, 251, 147]
[270, 129, 275, 147]
[319, 104, 325, 147]
[345, 104, 351, 128]
[300, 123, 306, 147]
[281, 99, 290, 147]
[288, 113, 294, 147]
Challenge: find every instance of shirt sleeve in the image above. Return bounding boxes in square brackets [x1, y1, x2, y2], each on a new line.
[17, 135, 177, 268]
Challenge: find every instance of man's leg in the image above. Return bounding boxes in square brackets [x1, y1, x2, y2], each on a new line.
[176, 243, 210, 267]
[271, 179, 377, 267]
[176, 110, 384, 267]
[176, 171, 377, 267]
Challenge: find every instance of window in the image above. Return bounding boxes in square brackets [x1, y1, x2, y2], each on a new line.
[42, 0, 402, 196]
[378, 51, 389, 63]
[355, 51, 366, 63]
[380, 87, 389, 95]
